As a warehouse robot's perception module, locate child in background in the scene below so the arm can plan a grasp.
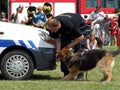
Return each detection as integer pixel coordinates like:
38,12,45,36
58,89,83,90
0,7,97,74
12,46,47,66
86,32,99,50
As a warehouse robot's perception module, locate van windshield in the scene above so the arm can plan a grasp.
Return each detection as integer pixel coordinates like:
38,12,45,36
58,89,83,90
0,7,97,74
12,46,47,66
86,0,98,8
100,0,118,8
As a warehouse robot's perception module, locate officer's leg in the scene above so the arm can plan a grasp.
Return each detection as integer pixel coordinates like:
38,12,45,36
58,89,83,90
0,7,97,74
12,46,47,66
60,62,69,77
60,37,71,77
74,38,87,80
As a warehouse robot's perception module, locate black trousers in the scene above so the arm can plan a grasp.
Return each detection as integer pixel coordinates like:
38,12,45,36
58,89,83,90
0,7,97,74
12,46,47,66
60,37,87,76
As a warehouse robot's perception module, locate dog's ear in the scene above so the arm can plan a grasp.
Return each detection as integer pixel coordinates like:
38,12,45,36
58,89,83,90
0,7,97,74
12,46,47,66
62,47,70,50
56,48,73,62
63,47,74,52
62,48,73,55
56,50,66,62
57,51,63,57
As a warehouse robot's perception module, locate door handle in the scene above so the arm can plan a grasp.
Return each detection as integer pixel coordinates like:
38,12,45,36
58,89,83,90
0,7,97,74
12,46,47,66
0,32,4,34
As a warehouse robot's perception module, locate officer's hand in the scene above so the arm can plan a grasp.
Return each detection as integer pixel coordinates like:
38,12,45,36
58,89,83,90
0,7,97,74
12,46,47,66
55,52,60,62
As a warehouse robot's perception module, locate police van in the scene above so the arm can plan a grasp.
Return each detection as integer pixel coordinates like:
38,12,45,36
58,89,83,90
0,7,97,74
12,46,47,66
0,21,56,80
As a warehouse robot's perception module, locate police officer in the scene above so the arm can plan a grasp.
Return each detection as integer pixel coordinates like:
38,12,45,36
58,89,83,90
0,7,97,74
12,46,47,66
47,13,88,80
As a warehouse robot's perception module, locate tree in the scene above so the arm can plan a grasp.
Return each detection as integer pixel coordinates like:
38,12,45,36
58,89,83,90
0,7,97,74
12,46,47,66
0,0,8,17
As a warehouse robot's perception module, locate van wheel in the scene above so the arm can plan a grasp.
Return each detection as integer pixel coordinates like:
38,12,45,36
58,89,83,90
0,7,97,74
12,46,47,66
1,50,34,80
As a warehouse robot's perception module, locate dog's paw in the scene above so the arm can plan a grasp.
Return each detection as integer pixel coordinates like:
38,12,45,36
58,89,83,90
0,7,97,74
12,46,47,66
62,76,74,81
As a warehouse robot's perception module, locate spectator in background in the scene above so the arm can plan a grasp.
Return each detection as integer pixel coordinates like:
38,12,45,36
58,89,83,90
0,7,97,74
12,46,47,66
108,19,118,46
9,13,15,23
19,4,24,11
89,5,106,48
14,6,28,25
91,16,110,48
0,12,8,22
114,8,120,50
89,5,105,22
112,8,120,20
86,32,98,50
32,6,47,28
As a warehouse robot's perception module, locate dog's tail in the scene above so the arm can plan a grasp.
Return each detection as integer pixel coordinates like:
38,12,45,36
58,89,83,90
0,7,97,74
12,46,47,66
112,50,120,57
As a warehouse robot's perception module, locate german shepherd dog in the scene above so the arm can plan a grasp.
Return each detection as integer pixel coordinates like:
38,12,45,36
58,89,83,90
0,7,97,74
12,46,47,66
57,48,120,82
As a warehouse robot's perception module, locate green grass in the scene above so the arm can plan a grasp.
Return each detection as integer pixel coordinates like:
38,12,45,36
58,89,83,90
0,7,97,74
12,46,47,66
0,46,120,90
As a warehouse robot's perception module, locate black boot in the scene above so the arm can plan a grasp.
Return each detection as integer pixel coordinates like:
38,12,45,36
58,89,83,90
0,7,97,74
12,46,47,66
76,73,84,80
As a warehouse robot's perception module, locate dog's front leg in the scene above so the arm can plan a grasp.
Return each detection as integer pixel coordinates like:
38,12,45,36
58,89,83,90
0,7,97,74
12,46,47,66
63,72,77,80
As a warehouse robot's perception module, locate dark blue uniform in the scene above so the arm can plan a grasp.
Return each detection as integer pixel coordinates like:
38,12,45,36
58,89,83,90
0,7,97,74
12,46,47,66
49,13,87,76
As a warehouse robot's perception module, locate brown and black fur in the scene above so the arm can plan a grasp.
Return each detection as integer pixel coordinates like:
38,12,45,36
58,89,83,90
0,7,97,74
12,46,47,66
57,48,120,82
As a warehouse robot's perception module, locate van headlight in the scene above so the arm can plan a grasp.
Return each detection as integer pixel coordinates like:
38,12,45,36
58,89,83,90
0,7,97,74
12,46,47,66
38,31,55,45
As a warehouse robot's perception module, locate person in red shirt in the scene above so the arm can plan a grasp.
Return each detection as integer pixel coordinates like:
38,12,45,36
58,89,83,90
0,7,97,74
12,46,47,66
117,13,120,49
109,19,118,46
113,8,120,49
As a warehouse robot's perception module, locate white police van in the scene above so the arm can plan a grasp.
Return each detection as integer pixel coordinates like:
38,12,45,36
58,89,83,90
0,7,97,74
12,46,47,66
0,21,56,80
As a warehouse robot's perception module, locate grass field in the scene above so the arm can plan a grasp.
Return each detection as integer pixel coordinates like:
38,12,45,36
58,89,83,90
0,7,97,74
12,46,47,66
0,46,120,90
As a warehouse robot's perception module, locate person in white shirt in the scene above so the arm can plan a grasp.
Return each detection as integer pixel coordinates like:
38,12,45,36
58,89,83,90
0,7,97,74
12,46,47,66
15,6,28,25
91,16,110,48
89,5,105,22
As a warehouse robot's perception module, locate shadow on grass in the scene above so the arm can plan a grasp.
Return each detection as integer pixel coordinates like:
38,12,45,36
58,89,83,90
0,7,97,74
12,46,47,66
30,75,102,82
0,74,5,80
0,74,105,82
30,74,62,81
0,74,62,81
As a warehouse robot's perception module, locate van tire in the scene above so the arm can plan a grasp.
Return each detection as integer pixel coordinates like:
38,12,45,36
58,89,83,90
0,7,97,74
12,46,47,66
1,50,34,80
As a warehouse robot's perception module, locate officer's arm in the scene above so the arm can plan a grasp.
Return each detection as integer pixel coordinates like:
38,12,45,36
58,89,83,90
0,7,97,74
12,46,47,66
66,35,84,48
55,38,61,52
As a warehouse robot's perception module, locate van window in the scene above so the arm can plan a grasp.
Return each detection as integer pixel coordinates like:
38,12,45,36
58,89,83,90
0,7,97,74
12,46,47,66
100,0,118,8
86,0,98,8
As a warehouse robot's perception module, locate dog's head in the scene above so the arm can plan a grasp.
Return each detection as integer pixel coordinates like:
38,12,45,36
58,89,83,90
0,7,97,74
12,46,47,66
57,48,73,62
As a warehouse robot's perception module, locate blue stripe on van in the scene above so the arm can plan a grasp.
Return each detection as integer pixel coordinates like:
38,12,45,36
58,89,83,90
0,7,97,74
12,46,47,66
0,40,36,49
18,40,27,48
28,40,36,48
0,40,15,47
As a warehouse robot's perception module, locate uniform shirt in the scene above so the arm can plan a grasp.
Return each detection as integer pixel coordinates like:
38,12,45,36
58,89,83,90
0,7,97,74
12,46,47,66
50,13,87,39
